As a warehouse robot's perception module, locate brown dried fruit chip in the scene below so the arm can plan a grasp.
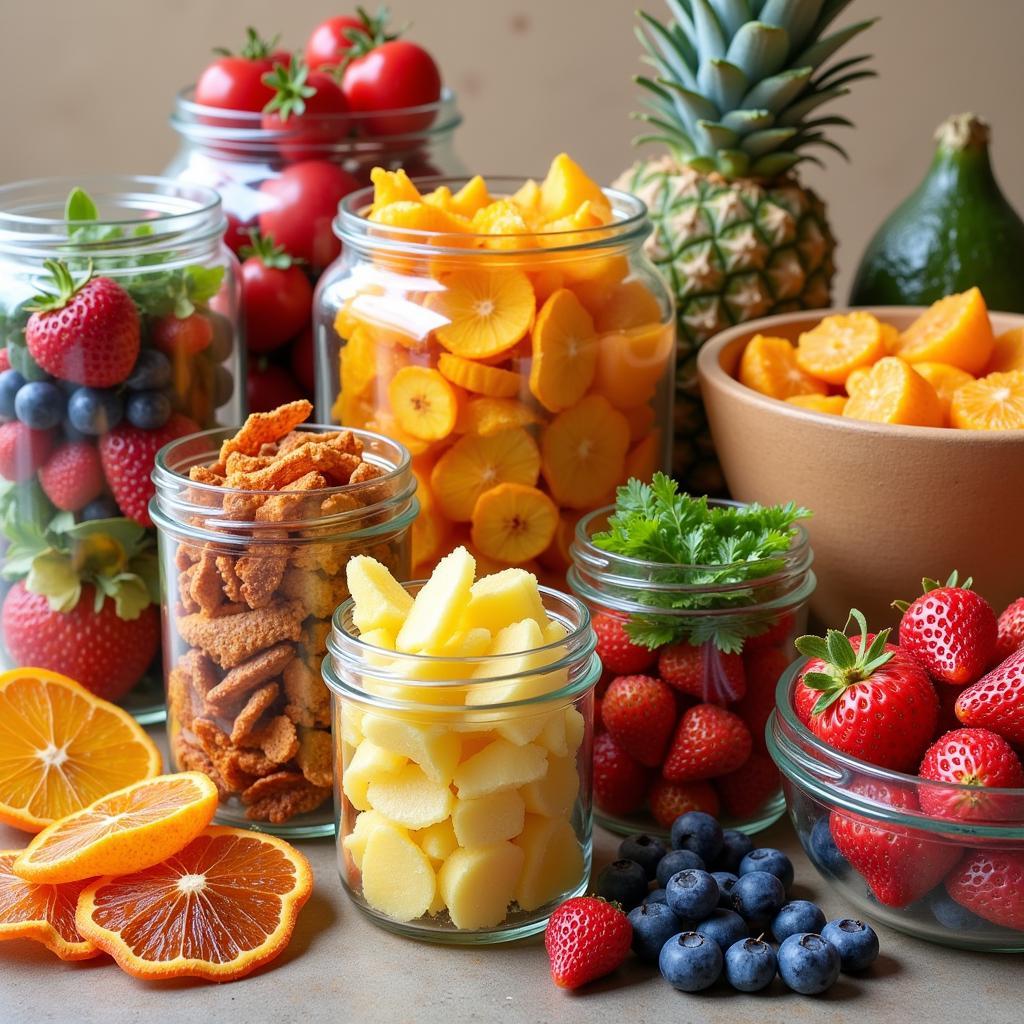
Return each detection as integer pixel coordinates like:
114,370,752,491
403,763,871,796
177,600,304,668
216,555,244,603
253,714,300,764
283,656,330,725
235,748,278,777
203,642,294,714
280,567,336,621
242,771,330,824
189,464,226,486
174,736,231,799
235,552,289,609
296,728,333,788
167,666,195,731
189,551,224,614
254,472,328,524
219,400,313,463
229,682,280,746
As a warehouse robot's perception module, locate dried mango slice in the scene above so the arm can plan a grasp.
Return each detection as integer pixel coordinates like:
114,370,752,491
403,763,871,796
455,398,540,437
422,185,455,211
369,201,474,237
430,269,536,360
539,153,612,222
450,176,492,218
529,289,598,413
437,352,522,398
470,483,558,564
370,168,422,212
387,366,460,441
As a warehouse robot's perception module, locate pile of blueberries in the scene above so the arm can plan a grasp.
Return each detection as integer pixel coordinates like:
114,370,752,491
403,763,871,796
596,812,879,995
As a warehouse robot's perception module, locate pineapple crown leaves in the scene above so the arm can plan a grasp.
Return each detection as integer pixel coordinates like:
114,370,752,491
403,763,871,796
891,570,971,613
633,0,877,180
794,608,894,715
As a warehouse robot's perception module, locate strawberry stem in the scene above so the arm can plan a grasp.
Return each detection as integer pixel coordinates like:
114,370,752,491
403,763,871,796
26,259,93,313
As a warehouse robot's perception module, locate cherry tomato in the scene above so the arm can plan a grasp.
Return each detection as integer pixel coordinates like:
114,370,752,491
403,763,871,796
239,234,313,354
342,40,442,135
258,161,360,269
194,30,289,112
289,325,315,396
152,313,213,357
261,64,349,163
223,212,254,255
305,15,365,70
248,359,305,412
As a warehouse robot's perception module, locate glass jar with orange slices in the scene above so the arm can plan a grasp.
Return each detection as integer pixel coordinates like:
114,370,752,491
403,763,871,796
313,154,676,584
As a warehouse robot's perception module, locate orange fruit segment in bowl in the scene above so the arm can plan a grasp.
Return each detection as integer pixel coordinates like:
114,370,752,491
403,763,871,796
842,356,944,427
430,269,536,359
14,772,218,884
844,366,871,394
529,289,598,412
470,482,559,563
949,370,1024,429
786,394,848,415
388,366,460,441
75,826,312,982
894,287,995,374
0,668,161,833
795,312,887,385
911,362,975,423
987,327,1024,374
740,334,828,399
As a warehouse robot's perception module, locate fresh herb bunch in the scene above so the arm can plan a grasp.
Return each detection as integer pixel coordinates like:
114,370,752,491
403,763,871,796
592,473,811,651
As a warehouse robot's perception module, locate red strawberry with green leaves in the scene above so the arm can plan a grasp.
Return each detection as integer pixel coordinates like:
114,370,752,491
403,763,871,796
601,674,676,767
592,612,655,674
25,259,140,387
38,441,105,511
647,778,720,828
955,645,1024,745
794,610,937,772
99,413,198,526
715,751,780,819
592,732,649,818
0,421,53,482
945,849,1024,930
658,641,746,704
895,571,997,685
995,598,1024,662
738,645,790,749
544,897,632,989
662,703,751,782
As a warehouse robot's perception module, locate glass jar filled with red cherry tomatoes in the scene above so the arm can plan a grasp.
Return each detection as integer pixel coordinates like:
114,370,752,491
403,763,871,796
165,13,463,413
0,175,242,723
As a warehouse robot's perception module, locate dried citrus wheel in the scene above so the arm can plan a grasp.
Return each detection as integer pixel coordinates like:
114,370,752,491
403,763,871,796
842,356,944,427
431,428,541,521
75,826,312,982
541,394,630,508
785,394,848,415
387,366,460,441
593,323,676,409
539,153,612,222
895,288,995,374
591,279,664,332
739,334,828,400
0,851,99,960
949,370,1024,429
14,772,218,884
529,289,599,412
470,483,558,563
795,312,887,385
431,269,536,359
370,167,422,212
987,327,1024,374
624,429,662,482
911,362,975,422
0,668,161,833
437,352,521,398
450,175,492,218
455,397,540,437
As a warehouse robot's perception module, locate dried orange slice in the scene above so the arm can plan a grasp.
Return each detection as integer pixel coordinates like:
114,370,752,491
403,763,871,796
14,772,218,884
431,428,541,521
785,394,848,415
541,395,630,508
470,483,558,563
895,288,995,374
795,312,886,385
431,269,536,359
0,668,161,833
0,850,99,960
591,279,664,333
950,370,1024,430
530,289,598,412
450,175,492,218
624,429,663,482
739,334,828,399
911,362,975,423
593,323,676,409
844,366,871,395
842,356,944,427
987,327,1024,374
388,366,460,441
438,352,522,398
75,826,312,982
455,397,540,437
539,153,612,222
369,167,422,212
622,402,656,441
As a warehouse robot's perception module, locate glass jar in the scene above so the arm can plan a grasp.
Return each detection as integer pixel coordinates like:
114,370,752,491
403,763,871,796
0,175,242,722
324,585,599,942
313,178,675,585
151,424,416,837
568,502,815,837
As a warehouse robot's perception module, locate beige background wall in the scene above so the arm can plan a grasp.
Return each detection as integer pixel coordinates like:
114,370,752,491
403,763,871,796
1,0,1022,297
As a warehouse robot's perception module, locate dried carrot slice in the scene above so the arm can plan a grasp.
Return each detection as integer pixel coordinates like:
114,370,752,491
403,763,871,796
470,483,558,563
387,366,460,441
529,289,598,412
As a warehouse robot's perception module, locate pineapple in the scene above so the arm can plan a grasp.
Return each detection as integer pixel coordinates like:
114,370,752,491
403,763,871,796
617,0,875,491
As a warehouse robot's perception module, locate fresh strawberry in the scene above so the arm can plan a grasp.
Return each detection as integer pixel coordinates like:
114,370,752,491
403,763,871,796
594,695,604,734
0,421,53,482
738,646,789,749
592,732,649,817
955,645,1024,745
995,598,1024,662
658,641,746,704
151,312,213,357
945,850,1024,931
918,728,1024,820
600,674,676,767
715,752,780,819
1,581,159,702
0,346,9,372
592,612,655,674
934,680,969,737
38,441,105,511
25,260,139,387
662,703,752,782
895,572,997,685
745,611,796,651
829,781,960,907
544,897,632,990
794,611,937,772
99,413,198,526
647,778,720,828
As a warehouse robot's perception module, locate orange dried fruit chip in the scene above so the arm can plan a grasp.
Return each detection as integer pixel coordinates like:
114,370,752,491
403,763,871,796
740,334,828,399
387,366,460,441
471,200,537,250
450,175,492,218
911,362,975,422
470,483,558,563
594,323,676,409
842,356,944,427
988,327,1024,374
437,352,522,398
539,153,612,223
220,400,313,461
895,288,995,374
591,279,664,333
411,463,450,569
370,167,422,212
949,370,1024,430
623,429,662,482
621,402,656,442
785,394,848,415
368,200,473,237
795,312,886,385
455,397,540,437
430,269,536,360
529,289,599,412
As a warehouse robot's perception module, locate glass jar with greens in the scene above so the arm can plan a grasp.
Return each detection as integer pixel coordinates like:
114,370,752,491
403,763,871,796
567,473,814,837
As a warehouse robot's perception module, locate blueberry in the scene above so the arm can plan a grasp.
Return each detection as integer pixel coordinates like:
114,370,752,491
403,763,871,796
67,388,123,436
671,811,724,864
666,869,720,921
712,872,738,909
732,871,787,928
694,909,748,951
628,902,682,963
594,859,648,911
739,847,794,892
724,936,777,993
14,380,64,430
928,891,987,931
659,932,723,992
80,496,120,522
821,919,879,972
125,390,171,430
777,933,841,995
808,818,849,877
714,828,754,873
619,833,668,881
656,848,705,889
213,364,234,407
0,369,26,419
645,888,668,907
772,900,827,943
125,349,171,391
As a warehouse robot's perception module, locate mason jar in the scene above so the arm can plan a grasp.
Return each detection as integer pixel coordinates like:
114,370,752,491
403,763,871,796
0,176,242,722
324,585,599,942
568,503,815,837
313,177,675,585
151,424,416,837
